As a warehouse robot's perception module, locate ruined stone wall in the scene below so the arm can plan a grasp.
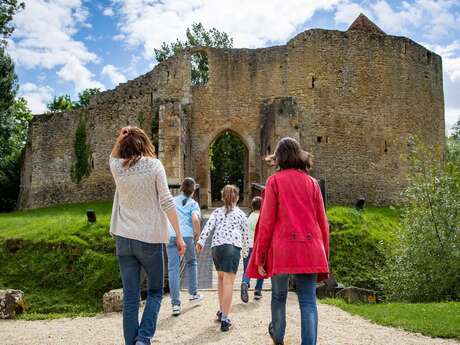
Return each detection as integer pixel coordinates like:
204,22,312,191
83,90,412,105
19,54,191,208
191,46,288,205
284,30,444,204
20,24,444,209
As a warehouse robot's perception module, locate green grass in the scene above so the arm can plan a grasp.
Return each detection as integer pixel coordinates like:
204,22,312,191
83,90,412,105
0,201,112,240
0,202,401,319
0,201,119,319
322,299,460,339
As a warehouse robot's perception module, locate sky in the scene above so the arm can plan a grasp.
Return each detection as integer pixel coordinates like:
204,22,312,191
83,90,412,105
6,0,460,130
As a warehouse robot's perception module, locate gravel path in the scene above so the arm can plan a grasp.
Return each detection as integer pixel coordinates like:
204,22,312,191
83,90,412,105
0,291,458,345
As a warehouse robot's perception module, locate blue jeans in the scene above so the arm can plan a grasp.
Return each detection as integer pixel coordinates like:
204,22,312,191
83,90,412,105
116,236,164,345
167,237,198,306
271,274,318,345
242,248,264,290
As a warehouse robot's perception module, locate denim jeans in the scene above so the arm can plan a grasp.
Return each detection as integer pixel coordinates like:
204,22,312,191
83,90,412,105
242,248,264,290
116,236,164,345
167,237,198,306
271,274,318,345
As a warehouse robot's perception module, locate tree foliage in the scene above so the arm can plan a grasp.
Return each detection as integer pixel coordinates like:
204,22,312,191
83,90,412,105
47,88,100,112
209,131,246,202
0,98,32,211
384,140,460,302
47,95,74,112
0,0,24,46
74,88,100,109
154,22,233,85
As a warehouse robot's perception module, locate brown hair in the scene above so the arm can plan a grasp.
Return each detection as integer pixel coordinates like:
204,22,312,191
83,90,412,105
251,196,262,211
111,126,156,168
181,177,196,206
221,185,239,215
266,137,312,172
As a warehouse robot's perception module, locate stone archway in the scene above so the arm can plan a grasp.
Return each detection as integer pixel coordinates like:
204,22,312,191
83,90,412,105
207,129,249,207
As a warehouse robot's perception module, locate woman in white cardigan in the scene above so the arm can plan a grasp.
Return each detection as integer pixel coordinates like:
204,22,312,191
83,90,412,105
109,126,186,345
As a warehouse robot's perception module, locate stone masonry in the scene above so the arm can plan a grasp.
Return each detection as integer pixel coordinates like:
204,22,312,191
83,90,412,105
18,14,445,209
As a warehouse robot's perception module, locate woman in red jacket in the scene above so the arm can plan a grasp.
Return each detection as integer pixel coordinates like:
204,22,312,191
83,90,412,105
247,137,329,345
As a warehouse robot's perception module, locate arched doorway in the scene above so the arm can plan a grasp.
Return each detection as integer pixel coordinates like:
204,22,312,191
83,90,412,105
208,130,248,206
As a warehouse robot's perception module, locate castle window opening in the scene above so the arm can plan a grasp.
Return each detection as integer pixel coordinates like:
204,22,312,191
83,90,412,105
317,136,322,143
191,51,209,85
384,140,388,154
325,136,329,143
309,76,316,89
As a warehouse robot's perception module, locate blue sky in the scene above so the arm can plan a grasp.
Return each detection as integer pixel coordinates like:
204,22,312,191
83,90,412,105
7,0,460,130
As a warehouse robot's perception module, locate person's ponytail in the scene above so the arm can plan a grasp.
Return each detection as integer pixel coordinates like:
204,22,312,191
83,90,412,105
221,185,239,215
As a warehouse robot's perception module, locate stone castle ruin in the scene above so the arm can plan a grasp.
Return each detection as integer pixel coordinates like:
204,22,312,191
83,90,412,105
18,14,445,209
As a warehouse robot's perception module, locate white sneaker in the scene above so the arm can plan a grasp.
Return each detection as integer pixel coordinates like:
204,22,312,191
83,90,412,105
172,304,181,316
189,293,204,303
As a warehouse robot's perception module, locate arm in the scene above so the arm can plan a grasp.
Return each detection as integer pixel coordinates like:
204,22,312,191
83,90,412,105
255,177,278,268
196,211,216,253
315,182,329,259
192,213,201,241
191,201,202,241
241,215,249,258
155,162,186,255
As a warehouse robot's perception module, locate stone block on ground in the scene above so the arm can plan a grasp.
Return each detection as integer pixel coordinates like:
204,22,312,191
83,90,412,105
336,286,378,304
103,289,124,313
0,289,25,319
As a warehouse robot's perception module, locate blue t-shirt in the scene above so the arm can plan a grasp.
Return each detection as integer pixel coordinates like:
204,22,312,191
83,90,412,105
168,193,201,238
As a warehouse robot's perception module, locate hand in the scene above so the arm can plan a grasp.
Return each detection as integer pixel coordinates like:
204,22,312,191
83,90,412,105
196,242,203,254
176,237,186,256
258,265,267,276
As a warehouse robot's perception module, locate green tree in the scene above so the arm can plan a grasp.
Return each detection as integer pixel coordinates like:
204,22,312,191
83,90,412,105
451,118,460,141
384,141,460,302
74,88,100,109
0,0,24,46
209,131,246,202
154,22,233,85
0,98,32,211
47,95,74,112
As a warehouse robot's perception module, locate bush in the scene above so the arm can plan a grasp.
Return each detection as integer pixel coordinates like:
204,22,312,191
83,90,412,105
328,206,399,292
0,153,21,211
384,141,460,302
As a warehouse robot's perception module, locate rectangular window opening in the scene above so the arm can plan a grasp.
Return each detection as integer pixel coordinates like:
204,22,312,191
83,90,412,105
384,140,388,154
317,136,322,143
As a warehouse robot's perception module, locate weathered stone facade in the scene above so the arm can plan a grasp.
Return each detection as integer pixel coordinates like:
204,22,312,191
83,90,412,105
18,15,445,209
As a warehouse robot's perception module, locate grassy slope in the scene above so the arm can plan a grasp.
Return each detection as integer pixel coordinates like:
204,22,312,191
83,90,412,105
0,202,118,317
0,203,404,322
322,299,460,339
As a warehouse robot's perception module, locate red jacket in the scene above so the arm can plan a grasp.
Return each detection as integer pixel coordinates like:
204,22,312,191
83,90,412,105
246,169,330,282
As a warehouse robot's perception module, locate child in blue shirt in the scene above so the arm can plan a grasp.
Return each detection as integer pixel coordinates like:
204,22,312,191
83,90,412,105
167,177,203,316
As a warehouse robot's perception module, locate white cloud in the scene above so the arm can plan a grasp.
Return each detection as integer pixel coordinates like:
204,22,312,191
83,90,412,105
19,83,54,114
102,64,127,86
335,0,458,39
446,107,460,132
334,1,366,25
102,7,114,16
113,0,341,59
7,0,103,92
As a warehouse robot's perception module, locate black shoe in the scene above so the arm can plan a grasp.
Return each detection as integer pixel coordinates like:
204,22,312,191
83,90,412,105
221,319,233,332
269,322,284,345
216,310,222,322
254,290,262,300
241,283,249,303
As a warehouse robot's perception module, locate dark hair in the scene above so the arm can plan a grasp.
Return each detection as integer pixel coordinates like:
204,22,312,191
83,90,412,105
266,137,312,171
181,177,196,206
251,196,262,211
111,126,156,168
